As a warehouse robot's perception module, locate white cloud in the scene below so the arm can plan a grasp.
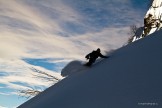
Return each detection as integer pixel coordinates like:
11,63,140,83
0,59,62,93
69,27,130,53
0,0,146,97
0,0,54,30
0,106,7,108
0,0,143,59
0,92,10,96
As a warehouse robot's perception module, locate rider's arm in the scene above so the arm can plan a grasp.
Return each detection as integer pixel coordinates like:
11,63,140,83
99,53,109,58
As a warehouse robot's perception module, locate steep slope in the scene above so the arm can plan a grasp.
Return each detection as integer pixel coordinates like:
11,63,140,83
18,30,162,108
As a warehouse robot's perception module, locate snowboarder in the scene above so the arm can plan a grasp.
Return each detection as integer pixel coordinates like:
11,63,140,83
85,48,108,66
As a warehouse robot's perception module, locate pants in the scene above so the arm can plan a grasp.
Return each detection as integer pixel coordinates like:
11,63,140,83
86,58,96,66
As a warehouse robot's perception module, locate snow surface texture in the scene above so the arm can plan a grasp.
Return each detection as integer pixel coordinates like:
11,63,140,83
18,30,162,108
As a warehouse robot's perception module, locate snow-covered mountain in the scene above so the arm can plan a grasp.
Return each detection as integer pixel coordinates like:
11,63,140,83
133,0,162,41
18,28,162,108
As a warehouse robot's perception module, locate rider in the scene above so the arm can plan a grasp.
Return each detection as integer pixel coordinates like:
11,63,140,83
85,48,108,66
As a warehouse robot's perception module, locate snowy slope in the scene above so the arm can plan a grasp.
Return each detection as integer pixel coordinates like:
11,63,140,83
18,30,162,108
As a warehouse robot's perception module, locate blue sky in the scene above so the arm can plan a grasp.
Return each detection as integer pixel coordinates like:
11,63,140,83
0,0,150,107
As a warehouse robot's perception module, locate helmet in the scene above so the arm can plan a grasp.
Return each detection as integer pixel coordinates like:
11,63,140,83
96,48,100,52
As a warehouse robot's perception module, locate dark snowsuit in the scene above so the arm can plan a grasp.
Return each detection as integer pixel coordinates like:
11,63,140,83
85,49,108,66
